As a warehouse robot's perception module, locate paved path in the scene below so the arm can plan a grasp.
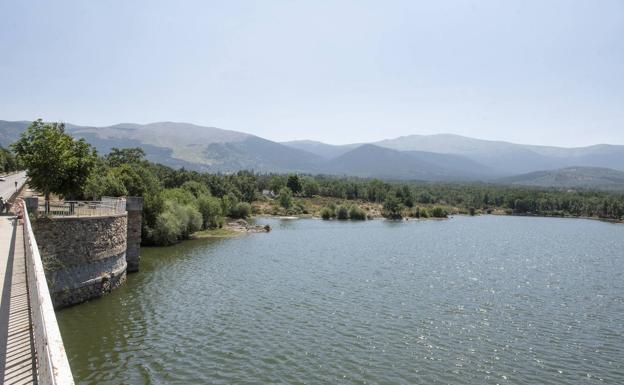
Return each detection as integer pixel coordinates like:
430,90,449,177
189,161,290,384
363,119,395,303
0,211,37,383
0,172,27,207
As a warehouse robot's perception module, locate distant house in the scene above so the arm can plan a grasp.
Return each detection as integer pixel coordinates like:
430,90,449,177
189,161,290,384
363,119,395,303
262,189,276,198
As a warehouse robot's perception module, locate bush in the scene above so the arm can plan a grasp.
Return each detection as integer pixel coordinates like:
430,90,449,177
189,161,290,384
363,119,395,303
278,187,293,209
348,205,366,220
320,207,334,220
230,202,251,219
152,210,180,245
420,209,430,218
197,195,223,228
382,196,403,219
151,201,202,245
181,180,210,198
336,205,349,220
431,206,448,218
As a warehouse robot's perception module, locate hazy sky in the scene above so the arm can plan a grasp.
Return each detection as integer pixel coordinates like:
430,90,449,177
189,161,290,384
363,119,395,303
1,0,623,146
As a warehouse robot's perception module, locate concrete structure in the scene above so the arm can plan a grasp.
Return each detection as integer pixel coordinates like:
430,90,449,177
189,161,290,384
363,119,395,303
32,214,128,308
24,196,143,308
1,197,75,384
125,197,143,273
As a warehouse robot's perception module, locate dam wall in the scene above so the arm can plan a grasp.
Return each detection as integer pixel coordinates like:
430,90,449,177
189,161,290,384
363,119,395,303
27,197,143,308
32,214,128,308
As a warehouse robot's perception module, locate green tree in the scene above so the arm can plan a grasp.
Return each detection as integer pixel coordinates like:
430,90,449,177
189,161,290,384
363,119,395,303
302,177,320,197
336,205,349,220
12,120,97,203
230,202,252,219
278,187,293,209
348,205,366,220
286,174,302,195
197,195,223,228
181,180,210,199
382,196,403,219
106,147,146,167
268,175,286,194
0,146,19,172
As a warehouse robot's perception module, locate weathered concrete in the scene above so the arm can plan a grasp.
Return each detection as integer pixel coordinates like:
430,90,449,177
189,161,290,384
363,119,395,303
125,197,143,273
32,214,128,308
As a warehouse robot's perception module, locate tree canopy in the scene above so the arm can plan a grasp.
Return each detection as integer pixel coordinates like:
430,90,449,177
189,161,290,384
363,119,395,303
12,119,97,200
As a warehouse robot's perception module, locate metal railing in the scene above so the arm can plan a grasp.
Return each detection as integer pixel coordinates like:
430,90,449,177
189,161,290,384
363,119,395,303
37,198,126,217
18,199,75,384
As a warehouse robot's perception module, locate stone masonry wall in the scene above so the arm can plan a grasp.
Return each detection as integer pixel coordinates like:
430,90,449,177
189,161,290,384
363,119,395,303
32,214,127,308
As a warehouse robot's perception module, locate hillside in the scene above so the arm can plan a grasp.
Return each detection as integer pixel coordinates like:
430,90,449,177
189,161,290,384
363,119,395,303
280,140,359,159
325,144,493,180
374,134,624,174
0,120,325,173
3,119,624,187
499,167,624,191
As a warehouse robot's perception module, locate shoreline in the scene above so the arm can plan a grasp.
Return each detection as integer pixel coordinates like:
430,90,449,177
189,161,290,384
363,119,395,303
176,210,624,244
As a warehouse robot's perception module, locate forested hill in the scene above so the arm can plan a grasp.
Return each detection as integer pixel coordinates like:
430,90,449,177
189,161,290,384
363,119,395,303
498,167,624,191
2,120,624,187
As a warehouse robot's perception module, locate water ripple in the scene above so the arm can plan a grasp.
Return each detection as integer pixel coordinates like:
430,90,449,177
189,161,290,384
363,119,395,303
57,216,624,384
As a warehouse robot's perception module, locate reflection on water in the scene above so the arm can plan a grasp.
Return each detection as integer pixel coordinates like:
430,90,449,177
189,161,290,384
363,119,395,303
57,216,624,384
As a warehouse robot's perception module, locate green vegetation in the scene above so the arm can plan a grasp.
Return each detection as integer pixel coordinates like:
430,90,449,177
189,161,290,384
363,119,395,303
278,187,293,209
335,205,349,220
10,120,624,246
348,205,367,220
0,146,19,173
320,207,334,220
12,119,97,202
430,206,448,218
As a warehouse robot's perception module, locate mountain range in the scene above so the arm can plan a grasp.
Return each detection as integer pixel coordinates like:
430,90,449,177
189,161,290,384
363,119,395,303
2,120,624,190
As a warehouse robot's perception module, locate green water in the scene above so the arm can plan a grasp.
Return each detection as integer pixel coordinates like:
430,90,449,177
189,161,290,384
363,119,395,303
57,216,624,384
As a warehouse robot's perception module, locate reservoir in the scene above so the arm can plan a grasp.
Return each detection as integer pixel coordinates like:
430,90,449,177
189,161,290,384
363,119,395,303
57,216,624,384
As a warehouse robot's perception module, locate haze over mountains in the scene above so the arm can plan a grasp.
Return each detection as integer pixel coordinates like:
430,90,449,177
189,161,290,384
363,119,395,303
2,120,624,190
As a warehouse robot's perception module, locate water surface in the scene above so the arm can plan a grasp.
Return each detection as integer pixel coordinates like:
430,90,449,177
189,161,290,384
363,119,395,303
57,216,624,384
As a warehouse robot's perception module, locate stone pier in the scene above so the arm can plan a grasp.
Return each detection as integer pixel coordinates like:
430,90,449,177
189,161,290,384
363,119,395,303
125,197,143,273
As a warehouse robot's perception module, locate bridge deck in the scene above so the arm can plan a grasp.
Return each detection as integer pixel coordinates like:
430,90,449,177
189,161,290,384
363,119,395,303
0,215,37,384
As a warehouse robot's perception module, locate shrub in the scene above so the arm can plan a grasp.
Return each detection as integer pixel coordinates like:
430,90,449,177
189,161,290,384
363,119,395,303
409,207,421,218
320,207,334,220
349,205,366,220
278,187,293,209
382,196,403,219
336,205,349,220
152,211,180,245
197,195,223,228
151,201,202,245
181,180,210,198
431,206,448,218
230,202,251,219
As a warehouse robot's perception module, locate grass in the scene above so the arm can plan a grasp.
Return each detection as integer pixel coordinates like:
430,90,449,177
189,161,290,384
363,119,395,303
191,227,240,239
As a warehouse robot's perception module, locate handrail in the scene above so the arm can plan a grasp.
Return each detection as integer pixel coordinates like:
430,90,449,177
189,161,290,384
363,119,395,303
18,199,75,384
37,198,126,217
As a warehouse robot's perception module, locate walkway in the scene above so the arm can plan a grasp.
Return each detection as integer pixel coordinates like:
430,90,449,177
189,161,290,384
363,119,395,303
0,214,37,384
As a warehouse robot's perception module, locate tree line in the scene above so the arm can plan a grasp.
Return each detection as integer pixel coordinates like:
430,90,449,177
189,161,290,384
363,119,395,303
9,120,624,246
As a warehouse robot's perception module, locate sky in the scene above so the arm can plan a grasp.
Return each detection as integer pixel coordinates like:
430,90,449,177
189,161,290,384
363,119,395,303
1,0,623,147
